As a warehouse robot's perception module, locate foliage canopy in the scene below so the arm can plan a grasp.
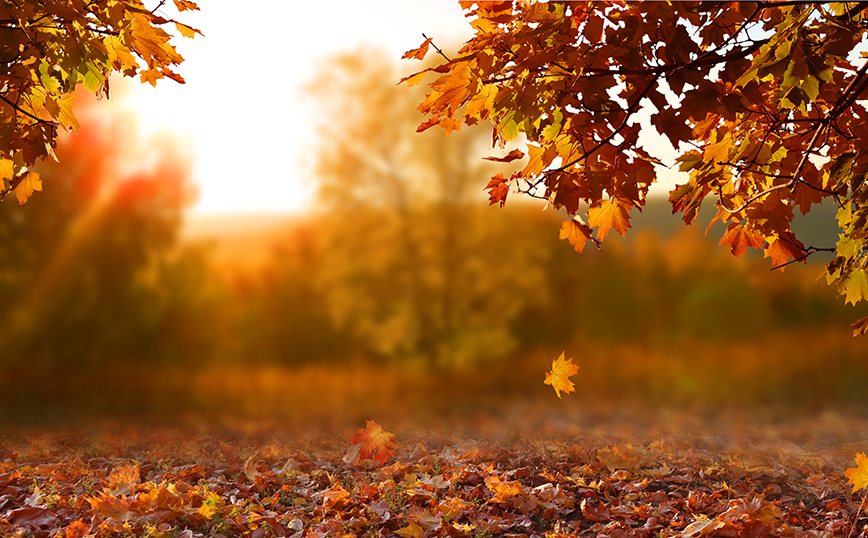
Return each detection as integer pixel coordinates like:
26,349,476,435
0,0,199,205
405,1,868,334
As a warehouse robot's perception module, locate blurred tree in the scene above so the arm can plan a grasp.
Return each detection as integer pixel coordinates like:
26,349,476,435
0,0,200,204
307,51,549,369
0,90,196,371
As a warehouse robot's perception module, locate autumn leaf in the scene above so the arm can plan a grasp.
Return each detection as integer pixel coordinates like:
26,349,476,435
396,522,424,538
588,199,631,242
483,149,525,163
173,0,200,11
402,38,433,61
845,452,868,493
544,352,579,398
558,219,595,254
719,223,763,258
853,316,868,337
14,171,42,205
484,173,509,207
349,420,397,463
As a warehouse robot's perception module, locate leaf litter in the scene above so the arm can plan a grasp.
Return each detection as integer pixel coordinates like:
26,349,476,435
1,408,867,538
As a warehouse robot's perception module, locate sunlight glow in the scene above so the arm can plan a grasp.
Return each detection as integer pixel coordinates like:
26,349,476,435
126,1,472,216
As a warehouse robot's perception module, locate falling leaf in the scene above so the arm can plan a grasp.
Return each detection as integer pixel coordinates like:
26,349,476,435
349,420,397,463
845,452,868,493
544,352,579,398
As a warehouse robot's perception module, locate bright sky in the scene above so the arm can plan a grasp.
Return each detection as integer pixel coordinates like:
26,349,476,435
122,1,474,216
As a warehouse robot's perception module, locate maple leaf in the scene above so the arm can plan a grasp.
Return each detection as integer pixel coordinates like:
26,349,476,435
402,38,433,61
484,173,509,207
349,420,397,463
588,199,631,242
544,352,579,398
845,452,868,493
14,171,42,205
719,223,763,258
559,219,596,254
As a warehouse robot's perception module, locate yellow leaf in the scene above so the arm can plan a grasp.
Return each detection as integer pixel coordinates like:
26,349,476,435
0,158,12,180
396,522,424,538
845,452,868,493
587,198,631,241
174,22,201,39
544,352,579,398
14,171,42,205
173,0,200,11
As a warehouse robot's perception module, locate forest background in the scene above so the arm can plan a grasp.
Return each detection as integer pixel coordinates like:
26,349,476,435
1,48,866,431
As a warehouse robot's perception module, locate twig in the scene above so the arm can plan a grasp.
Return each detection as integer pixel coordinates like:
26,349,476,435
769,245,836,271
422,33,451,62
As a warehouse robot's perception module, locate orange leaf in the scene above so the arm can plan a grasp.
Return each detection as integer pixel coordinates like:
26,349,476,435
764,233,805,270
396,522,424,538
587,199,631,241
484,173,509,207
399,71,428,87
852,316,868,337
544,352,579,398
172,0,199,11
483,149,525,163
322,484,350,510
402,38,433,61
14,171,42,205
718,223,763,258
845,452,868,493
349,420,397,463
558,220,595,254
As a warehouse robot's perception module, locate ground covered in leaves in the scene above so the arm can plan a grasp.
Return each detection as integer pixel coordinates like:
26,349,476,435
1,410,867,538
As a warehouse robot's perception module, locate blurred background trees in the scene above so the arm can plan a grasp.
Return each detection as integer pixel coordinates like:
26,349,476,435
0,54,866,424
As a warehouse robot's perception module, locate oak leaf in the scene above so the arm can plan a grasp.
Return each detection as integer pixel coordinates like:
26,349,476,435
349,420,397,463
544,352,579,398
845,452,868,493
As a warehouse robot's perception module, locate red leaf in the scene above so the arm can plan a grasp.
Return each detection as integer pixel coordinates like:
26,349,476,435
484,173,509,207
